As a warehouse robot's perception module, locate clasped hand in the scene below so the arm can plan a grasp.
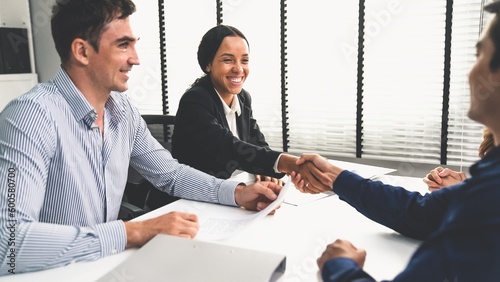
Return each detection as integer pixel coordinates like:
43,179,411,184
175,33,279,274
423,166,466,191
289,153,344,194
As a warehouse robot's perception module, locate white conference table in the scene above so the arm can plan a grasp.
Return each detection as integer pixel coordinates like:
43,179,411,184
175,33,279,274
3,174,428,282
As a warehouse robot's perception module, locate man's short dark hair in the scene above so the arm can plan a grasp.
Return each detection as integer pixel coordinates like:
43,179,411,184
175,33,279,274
51,0,136,64
485,0,500,13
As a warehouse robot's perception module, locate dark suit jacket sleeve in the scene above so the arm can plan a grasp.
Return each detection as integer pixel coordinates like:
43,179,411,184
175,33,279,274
321,171,448,282
322,258,375,282
173,86,284,178
327,166,500,281
334,170,450,240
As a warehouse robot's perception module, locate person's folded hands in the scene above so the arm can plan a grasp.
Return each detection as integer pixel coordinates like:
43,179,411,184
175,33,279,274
423,166,466,191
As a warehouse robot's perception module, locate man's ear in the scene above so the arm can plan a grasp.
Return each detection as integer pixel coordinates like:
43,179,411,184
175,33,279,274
205,63,211,73
71,38,90,65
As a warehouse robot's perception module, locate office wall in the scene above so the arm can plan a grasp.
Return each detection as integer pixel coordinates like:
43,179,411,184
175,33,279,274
28,0,58,83
0,0,37,110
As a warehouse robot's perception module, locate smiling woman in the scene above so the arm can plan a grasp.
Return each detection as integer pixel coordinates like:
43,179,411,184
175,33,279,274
145,25,329,210
202,30,250,103
145,24,287,210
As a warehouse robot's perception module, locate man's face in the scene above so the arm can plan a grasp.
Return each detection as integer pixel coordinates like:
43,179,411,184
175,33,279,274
87,17,140,93
468,15,500,128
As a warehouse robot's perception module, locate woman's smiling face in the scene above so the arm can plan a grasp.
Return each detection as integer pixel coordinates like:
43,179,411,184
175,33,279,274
206,35,250,101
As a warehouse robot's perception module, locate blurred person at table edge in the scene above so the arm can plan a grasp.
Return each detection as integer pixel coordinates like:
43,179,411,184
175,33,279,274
293,1,500,280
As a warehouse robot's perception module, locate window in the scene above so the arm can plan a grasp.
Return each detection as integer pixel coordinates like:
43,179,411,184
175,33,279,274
127,2,162,113
222,0,284,149
362,1,447,164
285,1,359,157
131,0,486,168
447,0,486,166
162,0,216,115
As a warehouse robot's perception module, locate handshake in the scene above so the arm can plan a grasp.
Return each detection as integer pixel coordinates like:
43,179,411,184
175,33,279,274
278,153,345,194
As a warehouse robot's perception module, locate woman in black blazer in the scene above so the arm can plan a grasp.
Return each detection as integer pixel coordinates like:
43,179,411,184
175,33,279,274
146,25,319,210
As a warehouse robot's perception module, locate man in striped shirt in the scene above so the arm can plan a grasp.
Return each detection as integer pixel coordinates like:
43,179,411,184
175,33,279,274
0,0,285,275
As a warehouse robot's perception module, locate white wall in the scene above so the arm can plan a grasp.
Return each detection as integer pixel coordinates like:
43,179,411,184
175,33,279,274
0,0,37,111
29,0,58,83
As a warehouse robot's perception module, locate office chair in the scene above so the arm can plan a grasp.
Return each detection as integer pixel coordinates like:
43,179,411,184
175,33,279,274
142,114,176,150
118,114,176,220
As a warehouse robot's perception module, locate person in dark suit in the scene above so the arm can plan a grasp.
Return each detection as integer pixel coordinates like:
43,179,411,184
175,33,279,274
146,25,327,210
293,2,500,280
172,77,283,181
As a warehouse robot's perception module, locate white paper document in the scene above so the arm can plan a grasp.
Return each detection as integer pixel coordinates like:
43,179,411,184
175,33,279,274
195,181,291,241
284,187,335,206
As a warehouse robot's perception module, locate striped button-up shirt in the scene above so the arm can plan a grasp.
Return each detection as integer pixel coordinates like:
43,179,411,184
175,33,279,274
0,68,239,275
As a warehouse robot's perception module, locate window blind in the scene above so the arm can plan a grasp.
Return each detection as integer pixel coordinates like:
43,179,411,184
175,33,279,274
127,2,162,114
361,0,447,164
222,0,284,150
162,0,216,115
136,0,487,168
285,1,360,157
447,0,486,167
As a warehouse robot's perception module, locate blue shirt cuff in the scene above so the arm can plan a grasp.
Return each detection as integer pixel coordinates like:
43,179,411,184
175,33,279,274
94,220,127,257
218,180,240,206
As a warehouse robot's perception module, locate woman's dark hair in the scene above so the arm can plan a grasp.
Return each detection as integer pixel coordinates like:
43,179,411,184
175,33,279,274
197,25,249,74
51,0,136,63
485,1,500,71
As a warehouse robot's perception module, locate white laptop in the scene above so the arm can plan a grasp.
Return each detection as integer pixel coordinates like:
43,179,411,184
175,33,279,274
96,234,286,282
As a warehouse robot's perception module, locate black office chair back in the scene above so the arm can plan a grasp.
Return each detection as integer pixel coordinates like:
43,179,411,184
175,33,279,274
119,114,176,220
142,114,176,151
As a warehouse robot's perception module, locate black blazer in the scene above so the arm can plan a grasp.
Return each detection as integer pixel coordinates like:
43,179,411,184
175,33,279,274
172,77,285,180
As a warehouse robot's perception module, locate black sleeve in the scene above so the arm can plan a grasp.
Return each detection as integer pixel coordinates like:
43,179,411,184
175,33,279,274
334,170,452,240
173,87,284,178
